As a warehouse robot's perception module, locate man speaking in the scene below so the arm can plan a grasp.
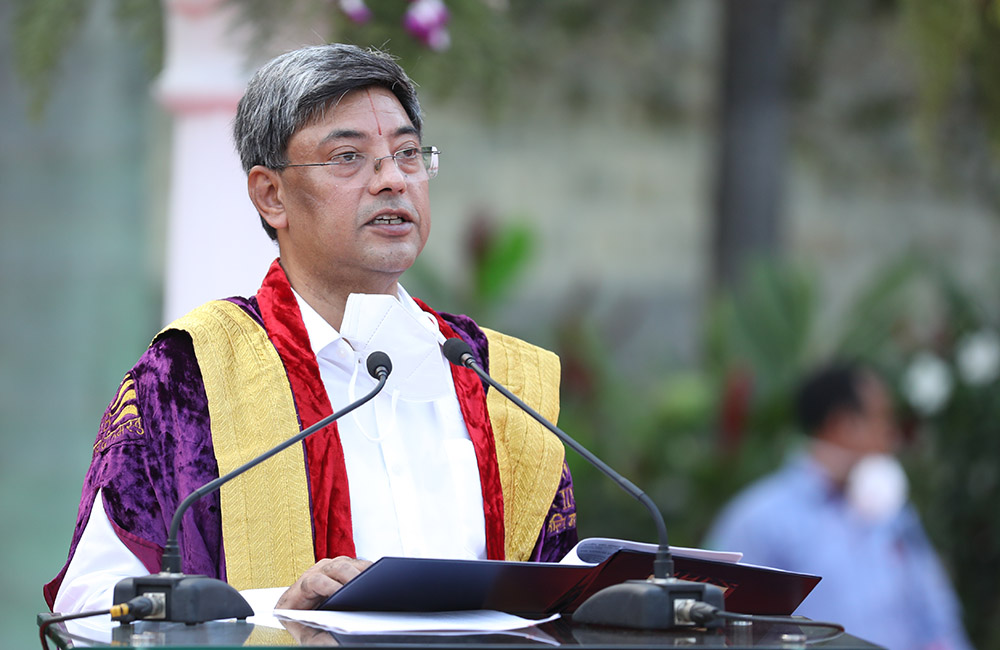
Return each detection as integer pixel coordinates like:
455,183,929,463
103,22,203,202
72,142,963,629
45,43,577,614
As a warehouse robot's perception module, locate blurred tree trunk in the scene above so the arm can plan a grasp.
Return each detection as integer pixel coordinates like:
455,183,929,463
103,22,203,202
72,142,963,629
711,0,789,292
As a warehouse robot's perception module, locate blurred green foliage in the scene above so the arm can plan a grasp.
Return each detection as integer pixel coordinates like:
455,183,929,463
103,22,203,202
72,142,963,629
11,0,163,116
884,267,1000,649
900,0,1000,161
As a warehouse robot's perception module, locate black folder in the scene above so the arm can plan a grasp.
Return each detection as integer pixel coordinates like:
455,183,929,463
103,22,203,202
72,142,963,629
318,550,820,617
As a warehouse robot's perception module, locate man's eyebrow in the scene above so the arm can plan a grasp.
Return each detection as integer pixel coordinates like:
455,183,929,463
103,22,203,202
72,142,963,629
320,129,366,144
318,125,419,145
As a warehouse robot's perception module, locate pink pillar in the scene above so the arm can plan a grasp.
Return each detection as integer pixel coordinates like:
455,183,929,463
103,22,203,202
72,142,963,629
155,0,277,324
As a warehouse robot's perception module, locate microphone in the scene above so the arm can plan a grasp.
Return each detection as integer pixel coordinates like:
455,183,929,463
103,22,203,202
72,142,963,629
442,338,724,629
112,351,393,624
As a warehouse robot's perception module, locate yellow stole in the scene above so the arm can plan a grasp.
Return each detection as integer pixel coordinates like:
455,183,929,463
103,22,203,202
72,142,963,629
161,301,564,590
480,327,566,564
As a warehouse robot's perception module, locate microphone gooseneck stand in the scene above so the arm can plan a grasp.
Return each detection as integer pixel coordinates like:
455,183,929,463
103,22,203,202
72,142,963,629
112,351,393,624
442,338,725,630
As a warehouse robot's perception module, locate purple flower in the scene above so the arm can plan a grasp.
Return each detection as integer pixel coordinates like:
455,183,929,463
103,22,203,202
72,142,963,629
404,0,451,51
338,0,373,24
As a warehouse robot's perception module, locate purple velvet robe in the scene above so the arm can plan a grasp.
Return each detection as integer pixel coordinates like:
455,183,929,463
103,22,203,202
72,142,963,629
44,294,577,608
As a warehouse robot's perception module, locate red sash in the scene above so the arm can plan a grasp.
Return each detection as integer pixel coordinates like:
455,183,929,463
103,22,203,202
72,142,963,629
255,260,506,561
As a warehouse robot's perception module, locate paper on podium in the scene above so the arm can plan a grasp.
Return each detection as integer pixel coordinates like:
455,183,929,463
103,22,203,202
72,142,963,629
241,586,561,638
276,609,560,636
240,587,288,629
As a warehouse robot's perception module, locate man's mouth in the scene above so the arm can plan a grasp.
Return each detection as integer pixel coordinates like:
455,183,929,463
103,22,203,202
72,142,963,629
371,214,407,225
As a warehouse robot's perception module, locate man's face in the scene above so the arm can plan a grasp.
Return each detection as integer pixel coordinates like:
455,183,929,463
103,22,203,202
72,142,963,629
270,86,431,298
843,375,901,457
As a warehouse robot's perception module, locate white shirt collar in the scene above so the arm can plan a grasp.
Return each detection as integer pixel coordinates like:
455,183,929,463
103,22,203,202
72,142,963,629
290,284,436,358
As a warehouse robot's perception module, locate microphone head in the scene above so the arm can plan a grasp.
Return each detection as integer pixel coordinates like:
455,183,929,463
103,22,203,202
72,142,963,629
366,351,392,378
442,338,474,367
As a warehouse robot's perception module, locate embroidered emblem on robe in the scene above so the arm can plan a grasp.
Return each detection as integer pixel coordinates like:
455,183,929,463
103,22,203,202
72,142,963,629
95,374,144,453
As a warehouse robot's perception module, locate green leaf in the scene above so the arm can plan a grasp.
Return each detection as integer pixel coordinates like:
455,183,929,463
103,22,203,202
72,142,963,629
12,0,93,117
473,221,535,303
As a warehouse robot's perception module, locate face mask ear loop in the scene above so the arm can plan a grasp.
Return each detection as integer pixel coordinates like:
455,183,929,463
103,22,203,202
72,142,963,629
431,399,451,439
431,397,479,557
388,389,401,436
348,359,384,442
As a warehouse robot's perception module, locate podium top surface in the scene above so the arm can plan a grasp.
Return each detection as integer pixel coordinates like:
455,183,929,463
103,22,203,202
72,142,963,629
39,613,882,649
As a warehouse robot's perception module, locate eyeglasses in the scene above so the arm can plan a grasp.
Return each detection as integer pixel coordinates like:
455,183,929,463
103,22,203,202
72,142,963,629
283,146,440,182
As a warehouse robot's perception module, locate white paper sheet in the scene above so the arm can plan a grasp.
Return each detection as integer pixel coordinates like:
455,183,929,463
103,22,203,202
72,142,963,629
240,586,559,637
275,608,560,635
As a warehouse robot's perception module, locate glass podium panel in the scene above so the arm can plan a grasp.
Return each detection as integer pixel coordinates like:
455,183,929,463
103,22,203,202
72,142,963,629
39,613,883,649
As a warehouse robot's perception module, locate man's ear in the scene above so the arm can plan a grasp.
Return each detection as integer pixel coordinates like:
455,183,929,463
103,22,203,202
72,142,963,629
248,165,288,231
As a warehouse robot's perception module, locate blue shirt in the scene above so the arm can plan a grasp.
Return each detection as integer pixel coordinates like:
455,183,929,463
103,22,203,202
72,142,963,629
705,453,972,650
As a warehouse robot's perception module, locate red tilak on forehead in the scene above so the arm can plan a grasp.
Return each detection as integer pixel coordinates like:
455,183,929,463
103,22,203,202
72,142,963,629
365,88,383,136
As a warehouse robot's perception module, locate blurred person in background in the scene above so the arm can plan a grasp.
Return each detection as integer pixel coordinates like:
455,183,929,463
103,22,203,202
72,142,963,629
705,361,971,650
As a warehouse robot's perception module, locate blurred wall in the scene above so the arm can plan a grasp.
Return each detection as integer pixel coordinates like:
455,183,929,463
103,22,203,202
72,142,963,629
0,2,162,647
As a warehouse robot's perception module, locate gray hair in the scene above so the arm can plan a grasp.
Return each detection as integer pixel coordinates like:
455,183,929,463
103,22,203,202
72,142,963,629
233,44,423,239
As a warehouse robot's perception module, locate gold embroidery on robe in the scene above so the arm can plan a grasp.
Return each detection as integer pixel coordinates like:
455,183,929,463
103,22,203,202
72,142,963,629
95,375,144,453
482,328,566,561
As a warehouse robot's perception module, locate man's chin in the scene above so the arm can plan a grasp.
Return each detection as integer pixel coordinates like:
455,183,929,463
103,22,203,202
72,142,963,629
372,243,424,273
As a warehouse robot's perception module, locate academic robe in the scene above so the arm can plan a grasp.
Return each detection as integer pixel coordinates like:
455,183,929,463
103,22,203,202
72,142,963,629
44,261,577,608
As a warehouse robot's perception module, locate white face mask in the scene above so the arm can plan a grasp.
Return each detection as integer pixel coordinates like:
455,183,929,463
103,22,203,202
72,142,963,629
339,293,449,401
844,454,909,523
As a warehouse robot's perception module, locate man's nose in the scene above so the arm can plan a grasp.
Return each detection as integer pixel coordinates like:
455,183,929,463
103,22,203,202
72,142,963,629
368,154,407,192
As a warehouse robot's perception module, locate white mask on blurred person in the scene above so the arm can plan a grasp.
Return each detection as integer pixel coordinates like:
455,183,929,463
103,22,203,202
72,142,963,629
845,454,909,523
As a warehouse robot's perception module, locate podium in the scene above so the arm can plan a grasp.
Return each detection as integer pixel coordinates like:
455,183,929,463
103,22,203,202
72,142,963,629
39,612,884,649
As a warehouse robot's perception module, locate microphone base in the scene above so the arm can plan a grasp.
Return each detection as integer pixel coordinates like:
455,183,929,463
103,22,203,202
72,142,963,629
571,578,725,630
114,573,254,624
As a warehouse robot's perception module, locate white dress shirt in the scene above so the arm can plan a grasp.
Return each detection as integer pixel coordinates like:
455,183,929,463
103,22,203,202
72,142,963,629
295,285,486,561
